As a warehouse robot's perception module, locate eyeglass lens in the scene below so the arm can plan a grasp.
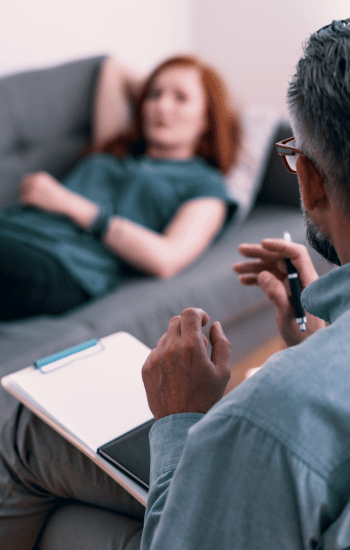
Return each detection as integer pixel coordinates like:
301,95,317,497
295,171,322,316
284,139,298,171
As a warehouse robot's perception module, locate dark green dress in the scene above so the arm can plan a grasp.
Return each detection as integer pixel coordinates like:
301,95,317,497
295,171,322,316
0,154,236,297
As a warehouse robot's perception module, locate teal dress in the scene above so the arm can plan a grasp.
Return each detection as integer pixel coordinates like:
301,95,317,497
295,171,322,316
0,154,236,297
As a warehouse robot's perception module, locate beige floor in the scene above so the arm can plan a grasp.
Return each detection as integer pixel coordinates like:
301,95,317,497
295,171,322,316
224,335,285,395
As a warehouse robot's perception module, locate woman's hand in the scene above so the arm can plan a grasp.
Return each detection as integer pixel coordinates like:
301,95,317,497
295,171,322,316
20,172,74,216
20,172,98,227
233,239,327,347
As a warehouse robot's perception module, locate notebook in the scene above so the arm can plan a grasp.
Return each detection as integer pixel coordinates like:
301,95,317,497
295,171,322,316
1,332,154,506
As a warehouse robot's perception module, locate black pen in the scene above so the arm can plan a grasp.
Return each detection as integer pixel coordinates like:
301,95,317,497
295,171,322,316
283,232,307,332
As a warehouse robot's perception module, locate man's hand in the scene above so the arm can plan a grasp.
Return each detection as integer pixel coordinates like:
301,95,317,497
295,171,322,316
233,239,326,347
142,308,231,420
20,172,76,217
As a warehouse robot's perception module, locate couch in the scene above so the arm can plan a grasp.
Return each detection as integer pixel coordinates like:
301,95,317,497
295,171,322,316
0,55,332,548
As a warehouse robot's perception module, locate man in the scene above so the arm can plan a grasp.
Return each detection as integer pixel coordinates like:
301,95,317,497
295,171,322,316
140,19,350,549
1,19,350,550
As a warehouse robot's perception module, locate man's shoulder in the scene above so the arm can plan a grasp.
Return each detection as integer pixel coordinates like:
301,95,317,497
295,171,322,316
201,327,350,477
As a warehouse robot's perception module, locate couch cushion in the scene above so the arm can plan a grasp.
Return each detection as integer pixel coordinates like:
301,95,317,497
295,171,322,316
225,106,282,225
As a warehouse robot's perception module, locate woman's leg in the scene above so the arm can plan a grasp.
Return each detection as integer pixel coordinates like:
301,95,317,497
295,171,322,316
0,233,90,321
0,405,144,550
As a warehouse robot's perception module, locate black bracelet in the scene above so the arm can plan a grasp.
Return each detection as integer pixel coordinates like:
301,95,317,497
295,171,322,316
87,209,111,239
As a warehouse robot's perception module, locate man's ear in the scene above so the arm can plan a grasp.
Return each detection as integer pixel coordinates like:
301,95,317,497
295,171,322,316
297,155,327,211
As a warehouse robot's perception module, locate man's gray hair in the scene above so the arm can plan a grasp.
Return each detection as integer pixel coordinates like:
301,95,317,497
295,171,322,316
287,19,350,213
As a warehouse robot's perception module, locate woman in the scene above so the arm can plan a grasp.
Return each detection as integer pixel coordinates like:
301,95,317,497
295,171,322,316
0,55,242,320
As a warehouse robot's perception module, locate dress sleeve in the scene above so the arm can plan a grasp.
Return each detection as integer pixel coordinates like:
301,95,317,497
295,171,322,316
141,410,336,550
181,166,238,226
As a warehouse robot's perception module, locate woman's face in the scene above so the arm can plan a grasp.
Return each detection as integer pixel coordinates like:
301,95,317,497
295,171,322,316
142,66,208,159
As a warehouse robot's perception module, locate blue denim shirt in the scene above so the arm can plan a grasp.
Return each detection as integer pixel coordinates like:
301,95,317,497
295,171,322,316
142,264,350,550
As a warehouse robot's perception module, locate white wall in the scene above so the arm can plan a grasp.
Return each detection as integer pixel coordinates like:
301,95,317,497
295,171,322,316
0,0,194,77
1,0,349,113
194,0,350,114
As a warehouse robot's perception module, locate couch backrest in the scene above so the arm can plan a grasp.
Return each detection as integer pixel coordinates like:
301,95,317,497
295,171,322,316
0,56,105,208
257,121,301,208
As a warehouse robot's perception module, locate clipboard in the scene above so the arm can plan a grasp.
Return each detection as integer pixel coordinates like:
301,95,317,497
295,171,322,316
1,332,154,507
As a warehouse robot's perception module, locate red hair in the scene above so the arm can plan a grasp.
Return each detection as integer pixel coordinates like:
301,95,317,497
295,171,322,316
100,55,242,175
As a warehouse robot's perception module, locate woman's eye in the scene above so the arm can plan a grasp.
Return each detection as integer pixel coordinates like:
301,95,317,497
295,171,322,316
175,92,187,102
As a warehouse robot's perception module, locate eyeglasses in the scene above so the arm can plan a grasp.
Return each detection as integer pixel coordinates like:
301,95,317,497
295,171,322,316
275,137,304,174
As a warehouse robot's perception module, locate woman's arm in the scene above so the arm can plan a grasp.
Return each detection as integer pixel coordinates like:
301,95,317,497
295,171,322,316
103,198,226,278
20,172,227,279
92,56,144,148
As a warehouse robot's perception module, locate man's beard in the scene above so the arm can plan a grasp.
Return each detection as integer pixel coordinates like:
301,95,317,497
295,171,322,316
302,207,341,266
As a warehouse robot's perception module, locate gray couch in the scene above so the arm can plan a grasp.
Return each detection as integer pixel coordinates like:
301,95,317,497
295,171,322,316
0,56,332,547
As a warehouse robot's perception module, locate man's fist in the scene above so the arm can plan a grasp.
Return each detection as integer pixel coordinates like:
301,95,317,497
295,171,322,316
142,308,231,420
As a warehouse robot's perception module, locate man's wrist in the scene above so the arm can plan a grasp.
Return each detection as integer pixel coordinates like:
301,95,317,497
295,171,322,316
149,413,204,483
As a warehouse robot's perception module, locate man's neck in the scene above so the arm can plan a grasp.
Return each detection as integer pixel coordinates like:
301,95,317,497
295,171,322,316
327,205,350,266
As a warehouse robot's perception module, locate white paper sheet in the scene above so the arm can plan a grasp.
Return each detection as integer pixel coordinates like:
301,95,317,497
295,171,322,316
3,332,152,451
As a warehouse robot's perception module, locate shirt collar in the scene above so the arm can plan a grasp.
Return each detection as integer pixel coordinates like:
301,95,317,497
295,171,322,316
302,263,350,324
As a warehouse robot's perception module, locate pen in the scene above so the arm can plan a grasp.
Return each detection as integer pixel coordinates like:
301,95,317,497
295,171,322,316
283,232,307,332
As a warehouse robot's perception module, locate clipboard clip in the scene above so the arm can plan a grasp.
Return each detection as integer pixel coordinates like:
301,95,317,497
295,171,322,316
35,339,105,374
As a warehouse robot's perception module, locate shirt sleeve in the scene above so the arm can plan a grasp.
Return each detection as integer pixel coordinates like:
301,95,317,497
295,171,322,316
180,164,238,225
141,410,338,550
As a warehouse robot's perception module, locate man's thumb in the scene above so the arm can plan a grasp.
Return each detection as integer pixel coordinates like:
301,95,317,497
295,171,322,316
210,322,231,376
